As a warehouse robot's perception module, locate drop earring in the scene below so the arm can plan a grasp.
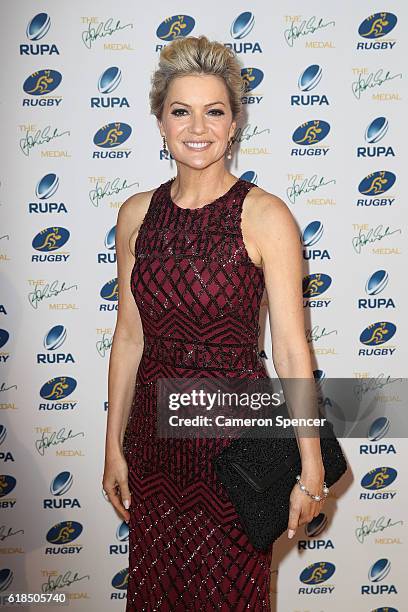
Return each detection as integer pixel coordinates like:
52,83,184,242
226,138,233,160
162,135,168,156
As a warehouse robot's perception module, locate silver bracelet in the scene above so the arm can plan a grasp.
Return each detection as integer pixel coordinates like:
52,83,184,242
296,474,329,501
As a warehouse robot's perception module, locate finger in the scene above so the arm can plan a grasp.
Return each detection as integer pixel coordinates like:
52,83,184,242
287,504,301,538
118,478,132,511
299,501,316,525
105,483,131,523
309,500,319,521
312,502,320,519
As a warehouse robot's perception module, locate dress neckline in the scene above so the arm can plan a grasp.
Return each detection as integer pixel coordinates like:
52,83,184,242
166,176,242,212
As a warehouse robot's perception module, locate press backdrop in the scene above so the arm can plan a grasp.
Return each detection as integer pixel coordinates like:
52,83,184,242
1,2,407,610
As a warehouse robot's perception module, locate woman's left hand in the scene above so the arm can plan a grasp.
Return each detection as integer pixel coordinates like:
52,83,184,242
287,464,326,539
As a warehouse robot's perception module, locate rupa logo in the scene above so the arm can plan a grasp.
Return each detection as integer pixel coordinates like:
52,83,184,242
225,12,262,54
97,226,116,264
357,116,395,158
20,13,60,55
240,170,258,184
43,471,81,509
29,173,68,214
314,370,326,385
357,170,396,207
301,221,331,261
37,324,75,365
0,425,15,463
360,416,396,455
91,67,130,109
0,568,15,593
109,521,129,555
111,568,128,596
291,64,330,107
298,513,334,551
358,270,395,310
368,416,391,440
357,12,398,50
361,557,397,595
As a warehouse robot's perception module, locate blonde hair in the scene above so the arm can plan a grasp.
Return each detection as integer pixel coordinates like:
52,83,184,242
149,35,245,120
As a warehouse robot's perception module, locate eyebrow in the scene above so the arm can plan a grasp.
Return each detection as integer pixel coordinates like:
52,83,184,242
170,101,226,107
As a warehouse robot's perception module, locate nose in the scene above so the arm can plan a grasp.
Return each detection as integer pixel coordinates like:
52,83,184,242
188,112,206,135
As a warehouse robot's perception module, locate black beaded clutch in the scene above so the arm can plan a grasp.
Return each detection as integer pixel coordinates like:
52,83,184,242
213,402,348,551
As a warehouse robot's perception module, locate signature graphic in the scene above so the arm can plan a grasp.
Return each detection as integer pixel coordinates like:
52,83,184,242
284,16,335,47
355,515,403,543
42,570,90,593
82,18,133,49
35,427,85,456
19,125,70,156
306,325,338,343
233,124,271,144
0,525,24,541
96,333,113,357
89,178,139,207
0,382,18,392
352,224,402,253
28,280,78,309
352,68,402,100
353,373,403,401
287,174,336,204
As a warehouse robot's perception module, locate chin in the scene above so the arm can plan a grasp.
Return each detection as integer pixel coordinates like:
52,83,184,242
178,156,216,169
176,150,225,167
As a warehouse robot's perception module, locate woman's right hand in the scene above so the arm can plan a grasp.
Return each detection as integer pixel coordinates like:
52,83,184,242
102,449,132,523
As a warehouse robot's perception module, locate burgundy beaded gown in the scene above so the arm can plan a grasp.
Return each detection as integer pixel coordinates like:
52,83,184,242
122,176,273,611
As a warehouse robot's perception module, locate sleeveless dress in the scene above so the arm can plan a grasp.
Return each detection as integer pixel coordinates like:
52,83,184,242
122,176,273,611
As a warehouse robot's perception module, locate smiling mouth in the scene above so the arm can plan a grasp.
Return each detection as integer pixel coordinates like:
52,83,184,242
183,141,213,150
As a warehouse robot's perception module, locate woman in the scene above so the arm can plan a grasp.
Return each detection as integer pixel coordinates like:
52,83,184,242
103,35,326,610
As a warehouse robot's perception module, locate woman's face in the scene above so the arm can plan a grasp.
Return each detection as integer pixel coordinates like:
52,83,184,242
158,74,237,169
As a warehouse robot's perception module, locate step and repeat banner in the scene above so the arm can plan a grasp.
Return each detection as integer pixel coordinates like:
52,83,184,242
1,2,407,610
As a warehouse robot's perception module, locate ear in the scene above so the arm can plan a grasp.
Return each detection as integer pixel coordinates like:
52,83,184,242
229,119,237,141
157,118,164,138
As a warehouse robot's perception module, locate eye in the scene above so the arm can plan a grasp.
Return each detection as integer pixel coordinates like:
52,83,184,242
170,108,225,117
171,108,188,117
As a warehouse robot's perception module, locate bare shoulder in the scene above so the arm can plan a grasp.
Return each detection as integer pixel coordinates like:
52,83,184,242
118,185,157,224
244,183,299,239
117,185,160,256
246,184,294,223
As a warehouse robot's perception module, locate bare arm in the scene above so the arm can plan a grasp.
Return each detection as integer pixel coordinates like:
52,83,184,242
102,189,154,523
105,191,148,456
249,190,324,471
247,189,327,537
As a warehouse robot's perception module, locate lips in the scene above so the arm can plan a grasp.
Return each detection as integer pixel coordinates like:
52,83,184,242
183,141,213,149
